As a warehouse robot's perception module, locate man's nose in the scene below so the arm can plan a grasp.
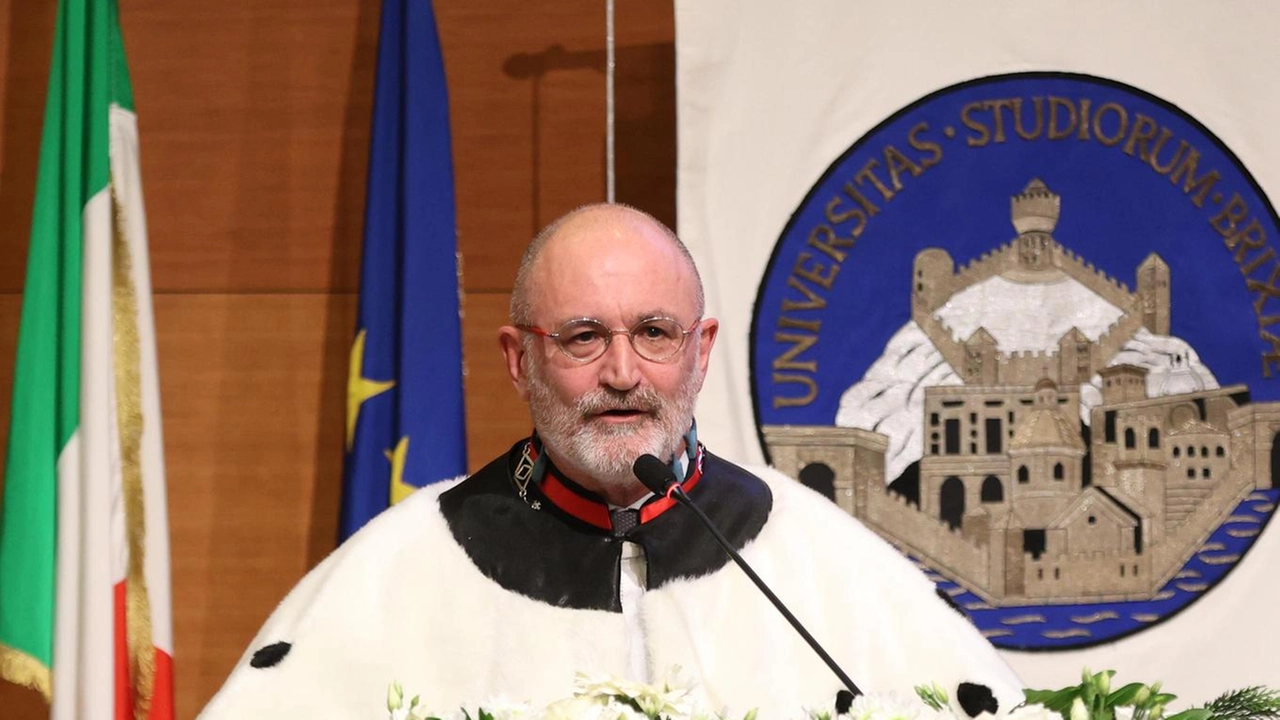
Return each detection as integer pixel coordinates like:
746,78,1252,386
597,333,642,391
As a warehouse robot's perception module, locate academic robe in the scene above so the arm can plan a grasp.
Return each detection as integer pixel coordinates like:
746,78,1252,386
197,442,1023,718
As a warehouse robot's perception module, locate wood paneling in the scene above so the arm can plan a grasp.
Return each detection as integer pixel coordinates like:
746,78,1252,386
442,0,676,289
0,1,56,293
0,683,44,719
163,290,529,714
464,292,530,467
0,0,676,716
0,0,675,294
126,0,380,294
157,293,354,715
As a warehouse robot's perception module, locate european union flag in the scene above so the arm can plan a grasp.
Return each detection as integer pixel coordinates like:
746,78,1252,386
340,0,466,542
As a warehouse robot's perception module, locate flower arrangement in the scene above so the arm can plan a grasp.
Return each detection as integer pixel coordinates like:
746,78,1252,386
387,667,716,720
386,668,1280,720
1021,669,1280,720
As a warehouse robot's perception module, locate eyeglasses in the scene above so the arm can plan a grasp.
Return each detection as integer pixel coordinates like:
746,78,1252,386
517,316,701,363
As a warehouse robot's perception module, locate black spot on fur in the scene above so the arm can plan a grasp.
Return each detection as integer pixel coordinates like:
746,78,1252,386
957,682,998,718
835,689,856,714
250,641,292,668
935,587,966,616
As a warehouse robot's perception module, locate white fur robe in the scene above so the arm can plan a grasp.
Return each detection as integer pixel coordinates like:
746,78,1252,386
197,465,1022,718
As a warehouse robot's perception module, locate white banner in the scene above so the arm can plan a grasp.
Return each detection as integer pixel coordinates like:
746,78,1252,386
678,0,1280,701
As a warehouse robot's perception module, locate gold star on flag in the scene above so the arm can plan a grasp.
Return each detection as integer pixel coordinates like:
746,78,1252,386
347,328,396,450
387,435,417,504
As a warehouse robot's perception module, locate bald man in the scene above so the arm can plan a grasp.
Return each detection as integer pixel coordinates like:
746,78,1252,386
197,205,1022,719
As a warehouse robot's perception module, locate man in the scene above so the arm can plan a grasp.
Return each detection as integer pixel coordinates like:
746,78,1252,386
198,205,1022,719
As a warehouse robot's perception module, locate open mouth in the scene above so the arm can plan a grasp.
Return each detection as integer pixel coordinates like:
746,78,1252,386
597,408,647,420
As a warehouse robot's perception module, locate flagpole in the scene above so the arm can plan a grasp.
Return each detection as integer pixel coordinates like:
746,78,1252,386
605,0,616,203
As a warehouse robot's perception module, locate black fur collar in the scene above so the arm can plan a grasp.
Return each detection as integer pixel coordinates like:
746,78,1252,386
438,440,772,612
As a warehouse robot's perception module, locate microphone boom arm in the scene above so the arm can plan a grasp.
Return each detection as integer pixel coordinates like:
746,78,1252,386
664,485,864,699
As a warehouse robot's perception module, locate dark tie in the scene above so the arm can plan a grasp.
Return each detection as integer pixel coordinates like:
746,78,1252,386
610,508,639,537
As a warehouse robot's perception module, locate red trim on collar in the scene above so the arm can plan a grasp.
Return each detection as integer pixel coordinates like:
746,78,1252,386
640,449,703,523
540,474,614,531
527,443,612,530
527,442,705,532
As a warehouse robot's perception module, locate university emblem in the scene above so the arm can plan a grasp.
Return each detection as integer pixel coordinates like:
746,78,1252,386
750,73,1280,649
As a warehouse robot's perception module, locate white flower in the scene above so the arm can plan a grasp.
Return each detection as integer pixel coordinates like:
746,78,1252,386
572,667,699,719
471,697,540,720
545,695,610,720
1069,698,1089,720
812,691,954,720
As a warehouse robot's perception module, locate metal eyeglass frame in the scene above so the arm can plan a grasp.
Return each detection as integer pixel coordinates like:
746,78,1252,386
516,316,702,363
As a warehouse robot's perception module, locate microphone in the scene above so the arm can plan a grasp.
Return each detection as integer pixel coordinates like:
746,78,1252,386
631,454,863,706
632,453,683,497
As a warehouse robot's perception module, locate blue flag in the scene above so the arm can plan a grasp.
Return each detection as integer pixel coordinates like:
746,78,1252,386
339,0,466,542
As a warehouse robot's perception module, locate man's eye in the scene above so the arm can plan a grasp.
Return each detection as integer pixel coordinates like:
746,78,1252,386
565,329,602,344
635,322,679,342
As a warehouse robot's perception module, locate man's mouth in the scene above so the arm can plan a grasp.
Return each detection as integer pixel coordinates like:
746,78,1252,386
594,408,648,421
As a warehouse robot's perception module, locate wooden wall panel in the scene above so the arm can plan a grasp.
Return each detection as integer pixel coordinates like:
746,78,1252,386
157,293,354,716
441,0,676,289
126,0,379,294
0,0,56,294
0,0,676,717
464,292,530,467
0,679,44,719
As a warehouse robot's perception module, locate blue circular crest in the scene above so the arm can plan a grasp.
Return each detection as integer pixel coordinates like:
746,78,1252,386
751,72,1280,649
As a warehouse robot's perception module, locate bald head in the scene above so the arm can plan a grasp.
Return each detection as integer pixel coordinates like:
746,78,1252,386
509,204,704,326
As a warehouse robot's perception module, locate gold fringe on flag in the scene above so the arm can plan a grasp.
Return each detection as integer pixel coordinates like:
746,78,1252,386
0,641,52,700
111,183,156,720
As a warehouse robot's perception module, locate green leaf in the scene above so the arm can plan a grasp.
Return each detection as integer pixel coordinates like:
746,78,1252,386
1108,683,1148,706
1026,687,1084,712
743,708,758,720
1202,685,1280,720
1084,683,1098,709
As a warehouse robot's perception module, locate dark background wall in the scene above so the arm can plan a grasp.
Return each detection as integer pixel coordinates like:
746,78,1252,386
0,0,676,715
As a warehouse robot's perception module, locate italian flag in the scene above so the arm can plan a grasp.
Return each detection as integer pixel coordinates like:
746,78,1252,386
0,0,175,718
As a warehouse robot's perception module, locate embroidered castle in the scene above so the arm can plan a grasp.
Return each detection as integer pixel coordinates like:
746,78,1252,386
764,180,1280,606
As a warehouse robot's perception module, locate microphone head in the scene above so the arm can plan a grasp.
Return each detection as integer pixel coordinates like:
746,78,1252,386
632,454,678,495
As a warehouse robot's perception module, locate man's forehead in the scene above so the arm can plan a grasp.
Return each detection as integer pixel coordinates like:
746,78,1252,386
549,309,683,326
526,211,698,322
532,268,698,325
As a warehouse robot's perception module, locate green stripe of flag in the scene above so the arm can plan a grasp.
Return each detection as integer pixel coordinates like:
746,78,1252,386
0,0,122,686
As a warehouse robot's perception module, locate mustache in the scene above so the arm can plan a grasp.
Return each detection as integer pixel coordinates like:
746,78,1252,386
575,386,664,417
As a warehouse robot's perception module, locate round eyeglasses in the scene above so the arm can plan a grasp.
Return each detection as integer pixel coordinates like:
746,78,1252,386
517,316,701,363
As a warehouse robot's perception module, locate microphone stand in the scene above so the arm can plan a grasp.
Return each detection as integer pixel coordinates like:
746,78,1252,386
664,484,863,703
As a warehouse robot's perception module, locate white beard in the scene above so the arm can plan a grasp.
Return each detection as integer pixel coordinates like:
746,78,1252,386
526,360,699,491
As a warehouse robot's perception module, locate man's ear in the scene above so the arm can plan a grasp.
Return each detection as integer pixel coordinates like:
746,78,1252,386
498,326,531,400
693,318,719,391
